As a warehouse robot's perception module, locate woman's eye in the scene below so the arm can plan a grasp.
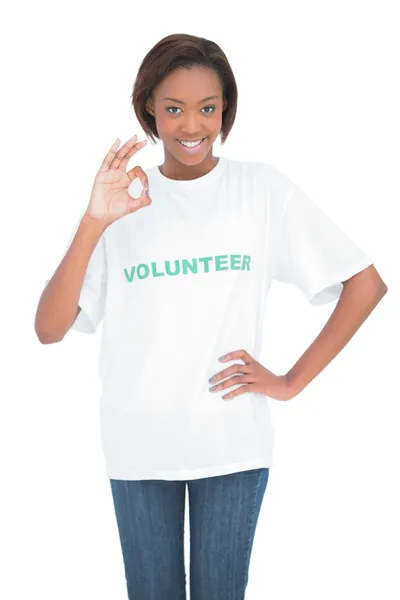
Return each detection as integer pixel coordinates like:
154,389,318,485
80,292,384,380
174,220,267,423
166,106,216,114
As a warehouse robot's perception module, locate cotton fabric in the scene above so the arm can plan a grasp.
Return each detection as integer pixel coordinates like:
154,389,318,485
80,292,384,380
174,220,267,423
44,157,374,480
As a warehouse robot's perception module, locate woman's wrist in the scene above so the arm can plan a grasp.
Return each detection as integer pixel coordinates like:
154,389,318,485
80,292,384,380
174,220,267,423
81,211,108,235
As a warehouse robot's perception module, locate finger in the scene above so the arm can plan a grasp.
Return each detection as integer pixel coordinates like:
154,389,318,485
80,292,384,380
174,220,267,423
109,134,138,169
126,165,148,185
116,139,148,172
110,135,147,170
99,138,122,172
209,363,251,383
218,349,253,363
209,375,252,392
126,167,150,206
222,383,256,400
126,192,152,214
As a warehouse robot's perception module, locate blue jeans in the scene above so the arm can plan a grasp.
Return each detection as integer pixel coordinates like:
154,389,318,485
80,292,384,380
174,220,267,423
109,467,269,599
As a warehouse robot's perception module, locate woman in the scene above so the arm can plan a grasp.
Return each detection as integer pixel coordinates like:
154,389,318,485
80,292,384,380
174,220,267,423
35,33,387,600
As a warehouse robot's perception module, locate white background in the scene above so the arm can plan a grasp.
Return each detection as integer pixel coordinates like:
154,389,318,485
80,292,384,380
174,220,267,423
2,0,398,598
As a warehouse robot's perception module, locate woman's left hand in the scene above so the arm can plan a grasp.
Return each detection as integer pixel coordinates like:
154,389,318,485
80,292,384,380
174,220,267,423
208,348,295,401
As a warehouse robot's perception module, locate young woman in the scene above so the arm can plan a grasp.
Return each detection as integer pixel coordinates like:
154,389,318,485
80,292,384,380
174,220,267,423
36,33,388,600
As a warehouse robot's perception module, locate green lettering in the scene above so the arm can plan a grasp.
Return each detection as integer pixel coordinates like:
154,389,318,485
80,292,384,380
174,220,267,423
137,264,150,279
215,255,229,271
182,258,198,275
198,256,214,272
230,255,241,270
242,255,251,270
165,259,180,276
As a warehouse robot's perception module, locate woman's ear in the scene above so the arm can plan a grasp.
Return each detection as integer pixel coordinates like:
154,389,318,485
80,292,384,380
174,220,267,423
145,97,155,117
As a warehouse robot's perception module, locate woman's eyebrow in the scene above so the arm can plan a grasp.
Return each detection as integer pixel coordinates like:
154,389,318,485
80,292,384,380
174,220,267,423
163,95,219,104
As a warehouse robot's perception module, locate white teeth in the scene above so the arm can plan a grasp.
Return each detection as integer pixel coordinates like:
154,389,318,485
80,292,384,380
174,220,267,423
179,138,204,147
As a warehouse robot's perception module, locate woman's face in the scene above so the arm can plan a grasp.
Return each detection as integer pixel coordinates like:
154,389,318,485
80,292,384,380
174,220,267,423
145,67,227,166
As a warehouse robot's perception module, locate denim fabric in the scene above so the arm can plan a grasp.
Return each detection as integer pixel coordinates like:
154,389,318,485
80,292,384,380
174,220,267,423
110,467,269,599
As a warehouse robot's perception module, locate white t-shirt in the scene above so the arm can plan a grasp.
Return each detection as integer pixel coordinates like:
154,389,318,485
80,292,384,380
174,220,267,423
44,157,374,480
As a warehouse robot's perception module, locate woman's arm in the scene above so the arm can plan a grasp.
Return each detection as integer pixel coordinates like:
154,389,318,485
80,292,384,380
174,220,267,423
286,265,388,397
35,214,107,344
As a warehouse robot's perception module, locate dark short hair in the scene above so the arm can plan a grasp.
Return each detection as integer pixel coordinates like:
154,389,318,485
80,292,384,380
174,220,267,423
131,33,238,146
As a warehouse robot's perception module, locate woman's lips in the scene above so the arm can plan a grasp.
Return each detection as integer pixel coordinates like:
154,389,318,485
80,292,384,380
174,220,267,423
176,137,207,153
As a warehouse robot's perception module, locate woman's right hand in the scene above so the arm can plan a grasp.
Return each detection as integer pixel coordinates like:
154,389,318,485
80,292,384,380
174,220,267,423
85,135,152,228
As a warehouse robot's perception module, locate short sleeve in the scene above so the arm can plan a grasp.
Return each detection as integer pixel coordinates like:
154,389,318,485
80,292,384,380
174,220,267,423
44,214,107,333
271,175,374,306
